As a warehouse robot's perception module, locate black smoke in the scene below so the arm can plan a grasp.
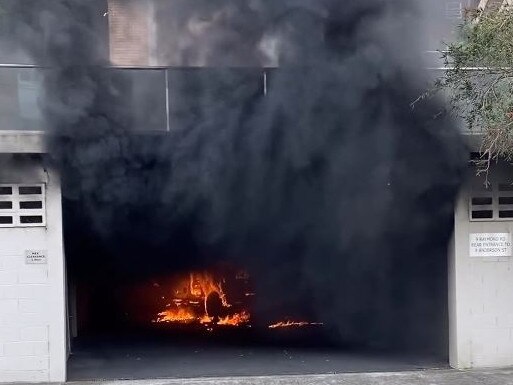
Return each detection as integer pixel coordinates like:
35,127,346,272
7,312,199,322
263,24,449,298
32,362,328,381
9,0,465,351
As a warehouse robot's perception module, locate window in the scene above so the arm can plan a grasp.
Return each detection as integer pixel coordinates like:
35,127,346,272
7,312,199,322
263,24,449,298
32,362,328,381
0,184,46,228
470,182,513,221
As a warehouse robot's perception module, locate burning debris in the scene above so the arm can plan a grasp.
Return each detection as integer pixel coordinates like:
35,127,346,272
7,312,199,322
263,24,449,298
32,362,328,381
150,269,322,330
217,311,251,326
153,270,251,328
268,321,324,329
11,0,466,350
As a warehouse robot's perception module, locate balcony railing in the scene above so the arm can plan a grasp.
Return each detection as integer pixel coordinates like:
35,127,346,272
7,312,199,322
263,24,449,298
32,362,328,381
0,65,45,131
0,63,479,136
0,65,268,133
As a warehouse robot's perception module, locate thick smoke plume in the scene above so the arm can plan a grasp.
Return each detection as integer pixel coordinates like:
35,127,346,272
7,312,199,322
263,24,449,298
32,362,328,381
9,0,465,351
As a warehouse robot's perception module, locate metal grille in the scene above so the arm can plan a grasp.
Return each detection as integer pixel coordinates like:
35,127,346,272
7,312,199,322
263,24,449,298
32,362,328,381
0,184,46,227
498,183,513,219
470,182,513,221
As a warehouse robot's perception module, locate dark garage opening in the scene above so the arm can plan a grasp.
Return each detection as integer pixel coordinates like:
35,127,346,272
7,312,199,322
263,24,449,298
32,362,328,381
63,192,451,381
56,64,461,381
2,0,466,379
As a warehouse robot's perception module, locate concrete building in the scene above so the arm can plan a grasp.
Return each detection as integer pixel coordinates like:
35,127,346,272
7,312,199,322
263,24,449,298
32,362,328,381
0,0,513,383
450,162,513,368
0,139,65,382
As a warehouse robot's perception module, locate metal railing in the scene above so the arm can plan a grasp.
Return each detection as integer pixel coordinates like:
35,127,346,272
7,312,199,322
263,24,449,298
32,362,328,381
0,64,270,133
0,62,481,135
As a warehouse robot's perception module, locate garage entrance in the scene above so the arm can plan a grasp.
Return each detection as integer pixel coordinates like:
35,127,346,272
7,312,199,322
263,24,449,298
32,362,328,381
63,189,452,381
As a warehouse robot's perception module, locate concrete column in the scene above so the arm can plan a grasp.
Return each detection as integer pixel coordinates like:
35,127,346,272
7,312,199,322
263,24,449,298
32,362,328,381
0,158,66,383
450,169,513,368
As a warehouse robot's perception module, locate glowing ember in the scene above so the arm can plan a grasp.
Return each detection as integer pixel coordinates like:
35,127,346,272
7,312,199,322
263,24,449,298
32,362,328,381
268,321,324,329
218,311,251,326
155,308,196,323
153,271,250,328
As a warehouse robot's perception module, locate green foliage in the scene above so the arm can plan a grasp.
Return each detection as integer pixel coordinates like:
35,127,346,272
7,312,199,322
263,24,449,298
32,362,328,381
438,8,513,175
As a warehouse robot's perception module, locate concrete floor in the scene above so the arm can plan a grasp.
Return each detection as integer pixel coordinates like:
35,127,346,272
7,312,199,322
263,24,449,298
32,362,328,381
67,339,447,381
62,369,513,385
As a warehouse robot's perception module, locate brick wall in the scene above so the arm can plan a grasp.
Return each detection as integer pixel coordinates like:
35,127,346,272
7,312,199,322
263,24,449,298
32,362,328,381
108,0,154,66
0,159,66,383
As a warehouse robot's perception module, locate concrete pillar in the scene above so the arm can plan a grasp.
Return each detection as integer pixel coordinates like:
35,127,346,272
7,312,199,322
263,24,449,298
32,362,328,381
450,166,513,368
0,156,66,383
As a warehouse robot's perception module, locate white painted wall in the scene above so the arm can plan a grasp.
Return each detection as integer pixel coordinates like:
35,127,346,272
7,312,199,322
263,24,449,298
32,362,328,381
450,167,513,369
0,158,66,383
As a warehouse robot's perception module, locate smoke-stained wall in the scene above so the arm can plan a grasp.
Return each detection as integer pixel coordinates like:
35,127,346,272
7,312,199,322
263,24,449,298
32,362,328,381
112,0,479,68
5,0,467,352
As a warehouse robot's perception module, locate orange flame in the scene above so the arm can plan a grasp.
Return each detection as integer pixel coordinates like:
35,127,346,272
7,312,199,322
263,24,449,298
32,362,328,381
190,272,231,313
153,271,249,328
156,308,196,323
268,321,324,329
217,311,251,326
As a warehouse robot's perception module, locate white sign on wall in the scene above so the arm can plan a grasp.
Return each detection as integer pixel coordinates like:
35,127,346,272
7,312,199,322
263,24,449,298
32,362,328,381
25,250,47,264
469,233,512,257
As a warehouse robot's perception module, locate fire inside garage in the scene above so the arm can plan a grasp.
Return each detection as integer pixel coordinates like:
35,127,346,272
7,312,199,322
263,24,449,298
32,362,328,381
64,200,453,380
3,0,503,383
61,96,458,377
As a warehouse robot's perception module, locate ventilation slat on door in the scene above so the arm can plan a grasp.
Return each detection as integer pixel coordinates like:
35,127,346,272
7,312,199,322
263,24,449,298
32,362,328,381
0,184,46,228
20,215,44,224
498,182,513,220
0,201,13,210
0,216,13,224
0,186,13,195
470,184,494,221
19,186,42,195
19,201,43,210
472,197,493,206
471,180,513,222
